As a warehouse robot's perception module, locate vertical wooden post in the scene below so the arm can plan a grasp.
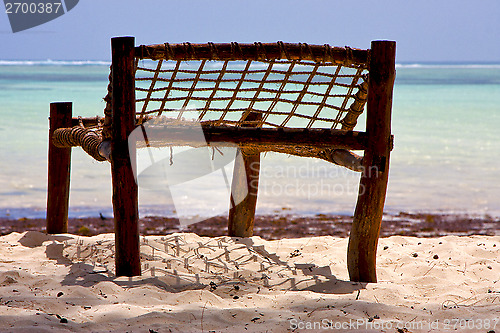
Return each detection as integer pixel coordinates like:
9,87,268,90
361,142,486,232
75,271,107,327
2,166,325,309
228,150,260,237
348,41,396,282
228,111,261,237
111,36,141,277
47,102,72,234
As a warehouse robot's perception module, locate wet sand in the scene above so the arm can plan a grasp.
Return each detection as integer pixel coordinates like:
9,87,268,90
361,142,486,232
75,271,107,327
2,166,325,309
2,212,499,239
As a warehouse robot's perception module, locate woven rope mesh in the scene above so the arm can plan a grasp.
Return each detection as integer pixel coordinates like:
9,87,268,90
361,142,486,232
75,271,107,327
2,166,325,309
52,43,370,164
134,58,368,130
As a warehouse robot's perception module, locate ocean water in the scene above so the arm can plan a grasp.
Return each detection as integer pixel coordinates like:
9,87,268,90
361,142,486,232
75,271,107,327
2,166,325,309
0,61,499,219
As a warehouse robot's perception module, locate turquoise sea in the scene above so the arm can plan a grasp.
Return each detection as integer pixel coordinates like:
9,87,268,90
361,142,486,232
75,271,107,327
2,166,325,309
0,61,499,219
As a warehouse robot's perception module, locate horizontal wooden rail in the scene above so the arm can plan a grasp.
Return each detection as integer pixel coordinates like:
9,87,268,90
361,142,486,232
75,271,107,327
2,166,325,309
68,118,368,151
135,42,369,66
137,126,368,151
71,116,153,128
57,124,369,155
71,117,103,127
56,122,367,170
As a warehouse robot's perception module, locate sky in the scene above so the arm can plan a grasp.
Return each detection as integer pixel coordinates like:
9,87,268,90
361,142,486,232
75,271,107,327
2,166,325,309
1,0,499,63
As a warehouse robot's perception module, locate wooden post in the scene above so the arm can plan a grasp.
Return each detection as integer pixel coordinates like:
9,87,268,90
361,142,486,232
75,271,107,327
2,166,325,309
347,41,396,282
228,150,260,237
47,102,72,234
111,36,141,277
228,111,261,237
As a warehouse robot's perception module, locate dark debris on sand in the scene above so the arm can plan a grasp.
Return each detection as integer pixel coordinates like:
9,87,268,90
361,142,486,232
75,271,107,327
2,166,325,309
1,212,499,239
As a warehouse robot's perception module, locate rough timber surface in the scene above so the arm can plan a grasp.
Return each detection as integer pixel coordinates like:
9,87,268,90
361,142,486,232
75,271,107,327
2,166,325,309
136,42,369,67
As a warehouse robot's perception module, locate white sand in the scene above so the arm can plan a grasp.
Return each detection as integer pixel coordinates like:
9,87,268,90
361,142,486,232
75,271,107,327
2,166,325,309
0,231,499,332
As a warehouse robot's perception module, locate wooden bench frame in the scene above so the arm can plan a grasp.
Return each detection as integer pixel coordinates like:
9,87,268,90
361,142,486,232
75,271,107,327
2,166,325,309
47,37,395,282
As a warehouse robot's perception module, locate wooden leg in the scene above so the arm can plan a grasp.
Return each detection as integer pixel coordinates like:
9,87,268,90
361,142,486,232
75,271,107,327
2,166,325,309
228,149,260,237
111,36,141,277
111,150,140,276
47,102,72,234
348,155,390,282
347,40,395,283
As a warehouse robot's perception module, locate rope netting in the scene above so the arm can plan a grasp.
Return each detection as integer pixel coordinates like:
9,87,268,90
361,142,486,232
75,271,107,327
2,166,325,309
53,42,370,168
134,58,368,130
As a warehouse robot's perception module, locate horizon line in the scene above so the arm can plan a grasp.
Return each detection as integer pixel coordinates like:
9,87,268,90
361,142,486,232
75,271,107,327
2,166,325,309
1,59,500,67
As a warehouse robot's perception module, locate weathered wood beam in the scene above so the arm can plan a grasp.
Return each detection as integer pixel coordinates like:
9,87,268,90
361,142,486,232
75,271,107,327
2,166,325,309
228,112,261,237
228,149,260,237
136,42,369,67
111,36,141,277
348,40,396,283
137,126,368,151
47,102,72,234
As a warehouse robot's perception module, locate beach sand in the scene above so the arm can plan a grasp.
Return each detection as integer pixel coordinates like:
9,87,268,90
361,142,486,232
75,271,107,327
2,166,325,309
0,217,499,332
